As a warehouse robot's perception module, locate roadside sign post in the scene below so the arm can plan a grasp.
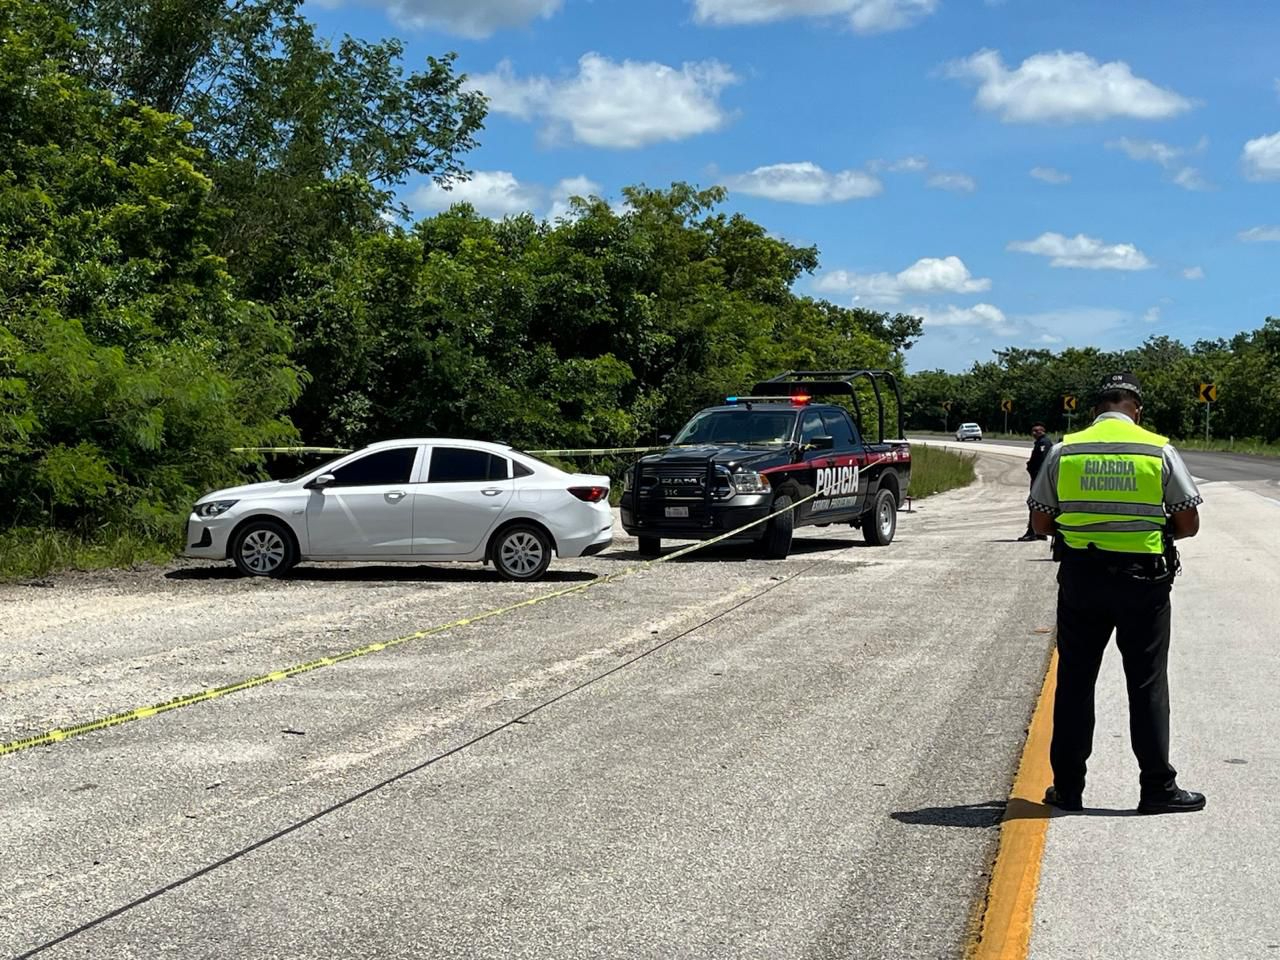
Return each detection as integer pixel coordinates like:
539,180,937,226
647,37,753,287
943,400,953,433
1001,398,1013,435
1063,394,1077,432
1198,383,1217,441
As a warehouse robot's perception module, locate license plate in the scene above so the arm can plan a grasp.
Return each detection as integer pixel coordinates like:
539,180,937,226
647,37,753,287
665,506,689,518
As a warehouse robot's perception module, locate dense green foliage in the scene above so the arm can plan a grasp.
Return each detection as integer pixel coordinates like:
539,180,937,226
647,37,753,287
0,0,299,534
902,324,1280,443
283,184,919,450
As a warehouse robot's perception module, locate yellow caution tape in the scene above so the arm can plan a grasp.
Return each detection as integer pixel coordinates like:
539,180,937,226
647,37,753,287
231,447,353,455
526,446,666,457
2,492,817,758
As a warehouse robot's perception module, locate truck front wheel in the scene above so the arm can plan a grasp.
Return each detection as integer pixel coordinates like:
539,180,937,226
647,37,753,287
862,487,898,546
758,494,795,559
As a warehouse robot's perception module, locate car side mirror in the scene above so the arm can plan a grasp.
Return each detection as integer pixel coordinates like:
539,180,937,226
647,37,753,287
658,434,673,445
306,473,335,490
810,435,834,451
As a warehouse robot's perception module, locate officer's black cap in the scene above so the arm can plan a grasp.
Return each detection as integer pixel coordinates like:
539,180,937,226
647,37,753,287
1099,371,1143,400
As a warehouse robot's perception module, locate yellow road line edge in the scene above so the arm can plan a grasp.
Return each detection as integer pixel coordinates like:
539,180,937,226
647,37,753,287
967,646,1058,960
2,493,819,759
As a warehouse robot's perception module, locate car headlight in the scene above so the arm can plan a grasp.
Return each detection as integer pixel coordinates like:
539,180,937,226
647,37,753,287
195,499,239,519
730,470,770,494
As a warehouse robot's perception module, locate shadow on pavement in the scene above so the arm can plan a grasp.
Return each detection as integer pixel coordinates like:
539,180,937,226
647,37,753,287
164,565,599,584
603,537,869,563
892,796,1139,827
891,800,1007,828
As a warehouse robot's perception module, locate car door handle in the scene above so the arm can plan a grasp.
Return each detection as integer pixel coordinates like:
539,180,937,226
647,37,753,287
481,488,503,497
385,490,407,502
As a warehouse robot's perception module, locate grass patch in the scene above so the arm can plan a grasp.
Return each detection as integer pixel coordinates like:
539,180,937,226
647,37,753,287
0,526,177,581
909,444,977,499
1172,437,1280,457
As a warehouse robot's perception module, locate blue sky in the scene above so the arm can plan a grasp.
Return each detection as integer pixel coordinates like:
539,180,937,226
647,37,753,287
303,0,1279,371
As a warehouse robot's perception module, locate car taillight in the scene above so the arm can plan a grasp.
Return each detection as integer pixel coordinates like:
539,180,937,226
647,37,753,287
569,486,609,503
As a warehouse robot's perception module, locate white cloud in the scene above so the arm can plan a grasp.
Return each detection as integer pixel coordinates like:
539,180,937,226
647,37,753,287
1108,136,1213,190
723,162,882,204
547,176,603,221
916,302,1014,334
467,54,739,149
1110,137,1187,166
412,171,541,218
691,0,938,33
1182,266,1205,280
384,0,561,37
907,305,1134,371
411,171,609,221
946,49,1194,123
1242,131,1280,181
1238,225,1280,242
1008,232,1153,270
1143,306,1161,324
817,255,991,303
926,172,977,193
1030,166,1071,184
870,155,929,173
1171,167,1212,191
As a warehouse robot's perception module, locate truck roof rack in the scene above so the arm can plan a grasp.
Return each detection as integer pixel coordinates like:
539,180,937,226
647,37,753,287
753,370,904,445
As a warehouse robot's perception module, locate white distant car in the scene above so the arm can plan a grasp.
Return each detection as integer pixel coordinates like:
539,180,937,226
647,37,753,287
185,440,614,581
955,422,983,441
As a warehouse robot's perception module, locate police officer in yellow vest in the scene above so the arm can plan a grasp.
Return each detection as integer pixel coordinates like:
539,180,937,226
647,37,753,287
1028,372,1206,814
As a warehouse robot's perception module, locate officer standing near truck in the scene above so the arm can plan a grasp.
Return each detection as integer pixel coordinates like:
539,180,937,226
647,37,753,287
1028,372,1206,814
1017,422,1054,541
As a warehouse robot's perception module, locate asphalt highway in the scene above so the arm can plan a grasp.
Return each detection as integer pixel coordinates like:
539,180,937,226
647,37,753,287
917,434,1280,486
1,450,1061,959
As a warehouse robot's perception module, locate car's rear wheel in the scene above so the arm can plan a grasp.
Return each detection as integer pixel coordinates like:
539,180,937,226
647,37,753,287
637,535,661,557
758,494,795,559
862,488,897,546
231,520,297,577
492,525,553,581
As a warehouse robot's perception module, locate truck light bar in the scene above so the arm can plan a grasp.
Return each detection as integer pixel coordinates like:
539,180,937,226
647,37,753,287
725,394,811,405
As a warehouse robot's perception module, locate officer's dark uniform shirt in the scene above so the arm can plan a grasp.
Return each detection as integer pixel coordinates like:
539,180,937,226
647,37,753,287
1027,434,1054,478
1027,412,1203,523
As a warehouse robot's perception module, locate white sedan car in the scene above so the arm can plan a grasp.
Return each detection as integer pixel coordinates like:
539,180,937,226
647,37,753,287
955,422,983,441
185,439,614,581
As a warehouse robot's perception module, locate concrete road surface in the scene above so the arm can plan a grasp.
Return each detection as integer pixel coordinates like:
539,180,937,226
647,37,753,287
2,441,1276,959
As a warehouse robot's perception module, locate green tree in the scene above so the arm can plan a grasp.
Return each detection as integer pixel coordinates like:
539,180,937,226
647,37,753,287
0,0,299,532
57,0,487,298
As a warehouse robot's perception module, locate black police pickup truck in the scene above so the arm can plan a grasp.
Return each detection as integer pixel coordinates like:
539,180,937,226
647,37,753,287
620,370,911,559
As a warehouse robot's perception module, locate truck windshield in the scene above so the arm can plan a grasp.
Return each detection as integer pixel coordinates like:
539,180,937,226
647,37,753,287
673,409,798,446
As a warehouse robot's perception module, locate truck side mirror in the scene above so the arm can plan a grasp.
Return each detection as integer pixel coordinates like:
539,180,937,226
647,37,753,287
658,434,673,445
810,435,834,451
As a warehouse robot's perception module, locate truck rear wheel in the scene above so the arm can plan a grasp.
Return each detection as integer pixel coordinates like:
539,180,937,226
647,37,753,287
758,494,795,559
638,535,661,557
862,487,897,546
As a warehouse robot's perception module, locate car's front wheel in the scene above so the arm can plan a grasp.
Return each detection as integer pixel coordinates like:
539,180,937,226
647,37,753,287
492,525,553,581
231,520,298,577
758,494,795,559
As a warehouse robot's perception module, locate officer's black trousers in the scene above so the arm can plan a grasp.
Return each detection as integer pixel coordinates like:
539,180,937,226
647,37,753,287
1050,559,1178,799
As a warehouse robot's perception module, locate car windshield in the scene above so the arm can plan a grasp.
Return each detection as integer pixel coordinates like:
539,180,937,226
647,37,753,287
673,409,797,446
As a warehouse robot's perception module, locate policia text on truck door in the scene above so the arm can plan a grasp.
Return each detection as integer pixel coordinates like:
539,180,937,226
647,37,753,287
619,371,911,559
